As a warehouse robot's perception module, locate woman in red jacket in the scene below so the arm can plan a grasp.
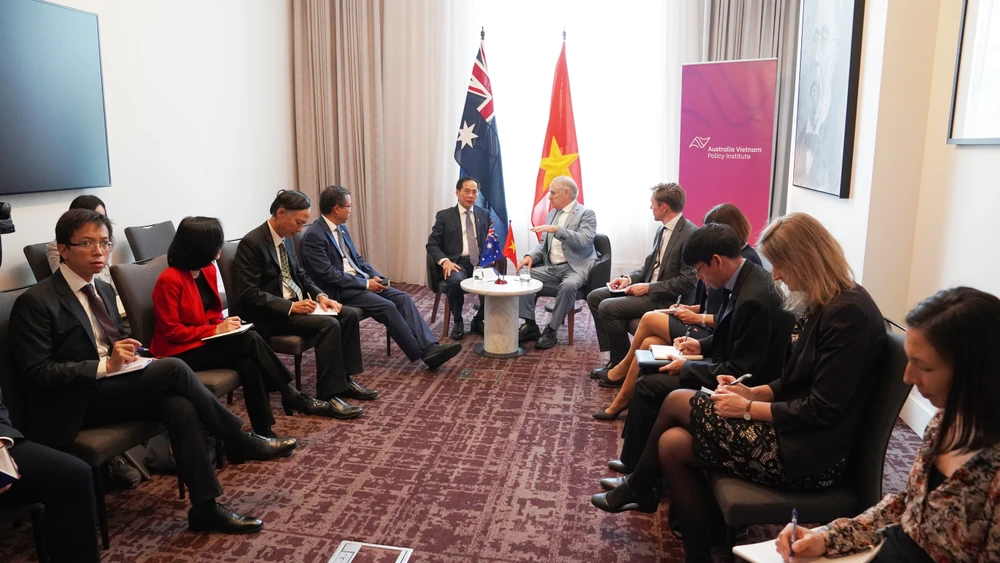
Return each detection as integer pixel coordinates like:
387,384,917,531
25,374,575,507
151,216,340,437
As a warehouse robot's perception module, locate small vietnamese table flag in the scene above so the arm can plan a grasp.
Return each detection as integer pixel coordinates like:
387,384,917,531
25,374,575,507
502,220,517,266
531,36,583,240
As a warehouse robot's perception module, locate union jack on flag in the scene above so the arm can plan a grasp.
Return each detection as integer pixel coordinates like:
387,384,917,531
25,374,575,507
456,36,509,250
478,222,502,267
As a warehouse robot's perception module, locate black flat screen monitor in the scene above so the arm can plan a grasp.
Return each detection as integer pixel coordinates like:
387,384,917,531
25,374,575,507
0,0,111,195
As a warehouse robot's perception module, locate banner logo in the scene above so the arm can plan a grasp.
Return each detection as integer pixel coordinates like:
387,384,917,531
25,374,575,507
688,136,711,149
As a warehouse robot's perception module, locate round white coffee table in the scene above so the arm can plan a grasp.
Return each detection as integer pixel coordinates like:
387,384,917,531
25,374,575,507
460,275,543,358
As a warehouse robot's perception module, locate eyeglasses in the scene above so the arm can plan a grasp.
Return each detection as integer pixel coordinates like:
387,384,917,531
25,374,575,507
67,240,114,251
692,263,706,277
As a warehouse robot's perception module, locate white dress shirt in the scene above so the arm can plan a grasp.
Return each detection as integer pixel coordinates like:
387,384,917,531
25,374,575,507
548,201,576,265
439,204,478,265
649,213,683,281
268,222,298,301
60,263,112,377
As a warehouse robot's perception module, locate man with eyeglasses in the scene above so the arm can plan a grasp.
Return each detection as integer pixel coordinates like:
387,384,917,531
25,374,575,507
608,223,794,474
11,209,295,535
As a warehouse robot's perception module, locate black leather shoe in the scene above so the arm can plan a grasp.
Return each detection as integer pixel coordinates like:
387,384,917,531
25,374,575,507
598,371,624,388
590,360,613,379
225,432,297,464
607,459,632,474
592,405,628,421
338,381,379,401
600,475,628,491
535,327,557,350
324,397,364,419
423,342,462,370
469,317,485,335
188,501,264,534
450,320,465,340
518,321,541,342
591,481,658,514
283,393,342,418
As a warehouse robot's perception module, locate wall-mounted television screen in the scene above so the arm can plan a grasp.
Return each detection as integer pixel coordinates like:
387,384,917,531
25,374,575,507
0,0,111,195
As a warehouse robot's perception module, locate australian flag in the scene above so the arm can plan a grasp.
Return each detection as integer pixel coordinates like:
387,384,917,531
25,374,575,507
455,38,509,248
479,222,502,267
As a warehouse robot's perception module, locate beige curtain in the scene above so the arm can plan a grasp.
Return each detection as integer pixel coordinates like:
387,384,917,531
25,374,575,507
292,0,386,267
707,0,800,218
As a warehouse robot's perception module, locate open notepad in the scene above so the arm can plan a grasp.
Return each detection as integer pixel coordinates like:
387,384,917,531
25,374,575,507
605,282,627,294
733,539,882,563
107,356,154,377
311,307,338,316
649,344,703,361
202,323,254,341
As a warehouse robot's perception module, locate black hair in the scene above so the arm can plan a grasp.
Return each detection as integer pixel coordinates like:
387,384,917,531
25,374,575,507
68,195,107,213
167,216,224,270
269,189,312,216
682,223,742,266
319,185,351,215
906,287,1000,454
456,177,479,191
55,209,114,247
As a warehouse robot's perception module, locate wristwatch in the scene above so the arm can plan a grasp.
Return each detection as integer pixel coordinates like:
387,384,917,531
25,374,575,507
743,400,753,421
701,314,707,327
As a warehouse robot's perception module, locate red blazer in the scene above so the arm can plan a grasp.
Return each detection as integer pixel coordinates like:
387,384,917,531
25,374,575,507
150,264,224,357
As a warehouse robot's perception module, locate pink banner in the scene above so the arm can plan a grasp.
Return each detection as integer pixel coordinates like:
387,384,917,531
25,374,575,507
678,59,777,243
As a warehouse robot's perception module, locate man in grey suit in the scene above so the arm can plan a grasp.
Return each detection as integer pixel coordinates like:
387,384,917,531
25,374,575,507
586,183,697,378
517,176,597,350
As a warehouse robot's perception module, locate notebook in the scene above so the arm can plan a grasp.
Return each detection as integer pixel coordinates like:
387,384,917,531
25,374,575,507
202,322,254,341
311,307,338,316
648,344,703,361
0,446,20,488
605,282,626,293
732,539,882,563
107,356,154,377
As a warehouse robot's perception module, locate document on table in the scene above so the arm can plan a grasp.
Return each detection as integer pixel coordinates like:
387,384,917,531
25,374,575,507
202,323,254,341
733,539,882,563
0,446,20,487
649,344,703,361
107,357,154,377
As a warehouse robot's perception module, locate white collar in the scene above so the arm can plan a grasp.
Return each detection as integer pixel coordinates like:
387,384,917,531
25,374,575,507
322,215,342,234
267,221,284,248
558,201,576,214
457,203,475,215
663,213,682,231
60,263,94,293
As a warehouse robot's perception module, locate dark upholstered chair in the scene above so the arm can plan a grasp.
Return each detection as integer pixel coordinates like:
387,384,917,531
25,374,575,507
426,253,453,339
0,289,165,550
124,220,175,262
533,233,612,345
718,326,911,561
23,243,53,283
0,503,47,562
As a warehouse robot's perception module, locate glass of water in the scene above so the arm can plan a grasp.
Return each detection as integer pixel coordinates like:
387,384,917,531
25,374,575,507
518,266,531,283
473,266,484,281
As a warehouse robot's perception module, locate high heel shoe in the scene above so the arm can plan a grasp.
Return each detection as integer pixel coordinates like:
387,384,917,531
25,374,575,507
591,480,658,514
592,405,628,420
598,370,625,388
599,475,628,491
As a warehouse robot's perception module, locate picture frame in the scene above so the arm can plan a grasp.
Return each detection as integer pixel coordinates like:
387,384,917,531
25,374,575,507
791,0,866,199
947,0,1000,145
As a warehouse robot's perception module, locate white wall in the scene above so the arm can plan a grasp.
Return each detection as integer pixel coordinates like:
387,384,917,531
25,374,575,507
0,0,296,290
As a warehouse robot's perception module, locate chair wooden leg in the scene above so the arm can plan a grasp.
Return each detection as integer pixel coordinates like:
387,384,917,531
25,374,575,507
431,293,441,323
442,301,451,340
294,353,303,391
726,527,737,563
178,475,186,500
92,467,110,550
568,308,575,345
386,328,391,356
215,438,225,470
30,505,48,563
226,391,233,405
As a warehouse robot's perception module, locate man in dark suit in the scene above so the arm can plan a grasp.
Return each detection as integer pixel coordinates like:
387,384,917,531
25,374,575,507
1,400,100,562
230,190,376,417
609,223,793,472
586,183,697,378
426,177,490,340
302,186,463,370
517,176,598,350
11,209,293,534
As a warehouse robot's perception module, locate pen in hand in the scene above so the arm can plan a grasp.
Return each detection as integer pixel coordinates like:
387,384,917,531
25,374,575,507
727,373,751,386
790,508,798,562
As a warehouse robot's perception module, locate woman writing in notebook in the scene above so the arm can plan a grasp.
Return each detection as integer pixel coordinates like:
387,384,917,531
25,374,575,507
592,203,763,420
592,213,887,563
151,217,342,438
776,287,1000,562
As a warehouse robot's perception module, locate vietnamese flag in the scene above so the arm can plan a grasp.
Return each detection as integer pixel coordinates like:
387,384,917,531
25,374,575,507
532,41,583,240
502,220,517,266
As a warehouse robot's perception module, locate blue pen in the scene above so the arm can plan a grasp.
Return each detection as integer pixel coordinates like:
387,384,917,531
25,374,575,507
135,346,150,354
790,508,798,562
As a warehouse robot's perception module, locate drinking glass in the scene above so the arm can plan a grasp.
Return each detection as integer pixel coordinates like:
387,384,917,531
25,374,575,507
518,266,531,283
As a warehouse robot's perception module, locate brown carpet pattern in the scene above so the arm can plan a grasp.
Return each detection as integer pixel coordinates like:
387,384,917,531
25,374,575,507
0,284,922,562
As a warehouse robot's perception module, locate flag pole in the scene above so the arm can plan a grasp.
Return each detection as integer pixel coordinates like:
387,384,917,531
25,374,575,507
562,27,566,41
481,26,485,41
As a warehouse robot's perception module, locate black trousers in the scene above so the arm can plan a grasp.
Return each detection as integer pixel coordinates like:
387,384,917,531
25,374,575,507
1,440,100,563
443,257,485,323
256,307,363,400
619,371,689,469
586,287,658,364
81,358,244,505
173,330,293,435
340,286,436,361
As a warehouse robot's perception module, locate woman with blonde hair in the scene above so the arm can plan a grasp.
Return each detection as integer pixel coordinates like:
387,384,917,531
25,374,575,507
592,213,887,563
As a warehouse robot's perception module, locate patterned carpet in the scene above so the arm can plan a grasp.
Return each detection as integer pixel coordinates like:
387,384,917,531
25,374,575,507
0,284,922,562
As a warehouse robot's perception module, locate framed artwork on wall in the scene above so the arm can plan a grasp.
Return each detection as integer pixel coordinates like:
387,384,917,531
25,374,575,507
948,0,1000,145
791,0,865,198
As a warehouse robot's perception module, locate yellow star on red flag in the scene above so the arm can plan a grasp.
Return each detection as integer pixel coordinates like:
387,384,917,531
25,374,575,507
538,137,578,193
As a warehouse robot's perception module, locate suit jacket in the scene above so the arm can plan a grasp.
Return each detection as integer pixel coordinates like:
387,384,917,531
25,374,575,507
0,402,23,442
527,203,598,277
150,264,225,357
627,216,698,303
679,260,793,389
768,284,887,480
301,220,381,300
426,205,490,264
10,271,125,447
230,222,325,324
695,244,765,315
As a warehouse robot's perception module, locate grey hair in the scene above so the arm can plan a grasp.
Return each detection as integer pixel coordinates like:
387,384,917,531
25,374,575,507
550,175,578,199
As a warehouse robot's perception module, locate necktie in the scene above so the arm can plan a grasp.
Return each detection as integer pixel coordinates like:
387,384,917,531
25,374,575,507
80,284,121,347
545,210,563,255
465,210,479,265
277,243,303,300
646,228,664,283
338,228,368,279
719,289,732,318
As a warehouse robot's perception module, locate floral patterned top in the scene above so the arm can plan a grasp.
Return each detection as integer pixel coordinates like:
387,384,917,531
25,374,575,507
818,411,1000,562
